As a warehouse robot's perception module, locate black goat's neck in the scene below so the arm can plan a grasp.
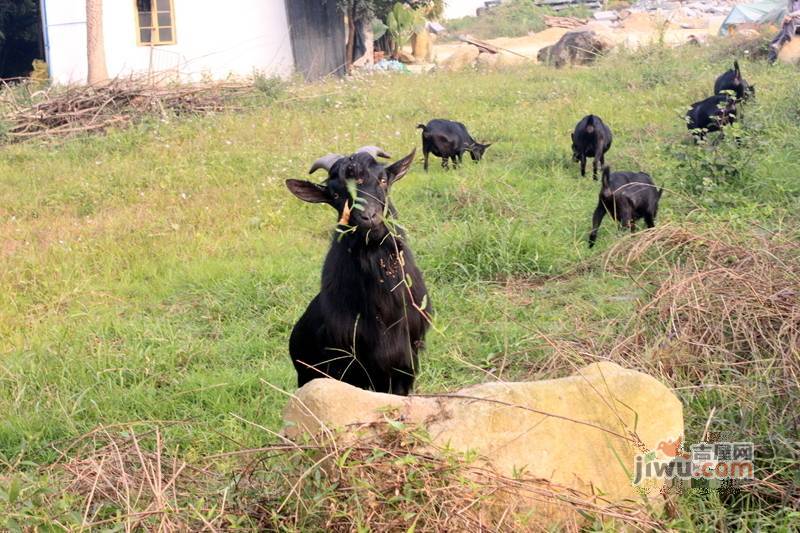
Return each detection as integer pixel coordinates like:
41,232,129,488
333,224,406,260
323,223,412,295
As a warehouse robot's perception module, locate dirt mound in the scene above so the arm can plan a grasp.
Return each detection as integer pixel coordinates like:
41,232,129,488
439,45,481,70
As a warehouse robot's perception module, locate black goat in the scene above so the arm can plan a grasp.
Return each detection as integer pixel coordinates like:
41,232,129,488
588,166,663,248
686,94,737,139
285,146,431,396
417,119,491,171
714,60,755,101
571,114,613,180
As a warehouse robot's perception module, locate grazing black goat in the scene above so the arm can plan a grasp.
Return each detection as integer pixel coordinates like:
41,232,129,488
285,146,431,396
714,60,755,102
571,114,613,180
588,166,663,248
417,119,491,171
686,94,737,139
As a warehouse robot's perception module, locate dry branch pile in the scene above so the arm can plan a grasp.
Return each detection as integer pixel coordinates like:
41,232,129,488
0,79,259,143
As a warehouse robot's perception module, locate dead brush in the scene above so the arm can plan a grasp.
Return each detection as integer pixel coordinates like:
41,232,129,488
50,424,228,531
233,421,665,532
38,420,664,531
602,223,799,388
536,223,799,510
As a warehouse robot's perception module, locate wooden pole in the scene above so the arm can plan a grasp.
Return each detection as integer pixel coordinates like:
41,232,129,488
86,0,109,84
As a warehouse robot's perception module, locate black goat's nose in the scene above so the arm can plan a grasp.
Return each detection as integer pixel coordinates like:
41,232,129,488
360,208,380,226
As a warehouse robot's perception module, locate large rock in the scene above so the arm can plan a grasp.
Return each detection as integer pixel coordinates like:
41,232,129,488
283,362,684,526
537,30,613,67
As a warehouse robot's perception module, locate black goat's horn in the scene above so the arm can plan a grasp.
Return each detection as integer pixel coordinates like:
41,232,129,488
356,145,391,159
309,153,343,174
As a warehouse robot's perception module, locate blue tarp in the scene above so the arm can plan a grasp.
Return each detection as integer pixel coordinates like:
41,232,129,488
719,1,789,35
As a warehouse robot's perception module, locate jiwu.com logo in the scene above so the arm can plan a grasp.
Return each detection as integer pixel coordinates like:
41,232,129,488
633,436,754,486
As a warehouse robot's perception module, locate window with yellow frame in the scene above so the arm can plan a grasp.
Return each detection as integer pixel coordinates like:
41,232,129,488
135,0,176,46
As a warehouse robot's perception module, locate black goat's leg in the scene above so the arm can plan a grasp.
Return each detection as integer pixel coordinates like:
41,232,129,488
588,202,606,248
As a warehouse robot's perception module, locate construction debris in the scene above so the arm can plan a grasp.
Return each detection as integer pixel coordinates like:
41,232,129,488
544,15,588,29
458,35,501,54
458,35,530,58
593,11,620,21
631,0,735,16
536,0,602,12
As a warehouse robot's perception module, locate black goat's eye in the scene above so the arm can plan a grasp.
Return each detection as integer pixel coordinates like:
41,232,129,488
333,192,340,199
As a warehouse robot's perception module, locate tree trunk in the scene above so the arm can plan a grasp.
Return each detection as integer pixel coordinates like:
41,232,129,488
86,0,108,84
345,8,356,73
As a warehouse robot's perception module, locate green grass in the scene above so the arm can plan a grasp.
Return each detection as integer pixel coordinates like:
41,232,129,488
1,42,799,528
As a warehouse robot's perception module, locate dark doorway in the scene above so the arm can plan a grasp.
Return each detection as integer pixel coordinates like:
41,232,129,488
0,0,45,79
285,0,346,81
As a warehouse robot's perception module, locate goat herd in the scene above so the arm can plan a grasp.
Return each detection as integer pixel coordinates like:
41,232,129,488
284,60,755,396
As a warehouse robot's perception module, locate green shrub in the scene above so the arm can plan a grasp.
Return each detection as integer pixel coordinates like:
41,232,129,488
445,0,549,39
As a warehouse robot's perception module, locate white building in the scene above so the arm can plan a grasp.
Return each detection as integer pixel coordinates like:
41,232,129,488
40,0,344,84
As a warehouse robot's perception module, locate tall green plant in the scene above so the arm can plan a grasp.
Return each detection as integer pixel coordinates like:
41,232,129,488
386,3,424,58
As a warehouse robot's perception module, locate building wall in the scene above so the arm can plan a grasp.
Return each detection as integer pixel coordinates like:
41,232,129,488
42,0,294,84
285,0,346,80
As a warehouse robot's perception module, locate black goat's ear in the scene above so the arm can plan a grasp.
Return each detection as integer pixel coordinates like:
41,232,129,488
285,179,330,204
386,148,416,184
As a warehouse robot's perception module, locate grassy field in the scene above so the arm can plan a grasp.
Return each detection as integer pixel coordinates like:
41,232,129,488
1,41,799,529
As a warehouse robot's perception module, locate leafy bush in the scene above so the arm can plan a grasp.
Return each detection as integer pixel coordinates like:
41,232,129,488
252,72,286,103
671,122,763,201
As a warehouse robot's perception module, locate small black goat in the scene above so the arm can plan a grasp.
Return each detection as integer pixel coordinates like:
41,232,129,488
714,60,755,101
285,146,431,396
588,166,663,248
571,114,613,180
686,94,737,139
417,119,491,171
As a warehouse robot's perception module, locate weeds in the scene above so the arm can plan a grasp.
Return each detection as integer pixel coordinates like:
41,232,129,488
671,121,764,199
2,420,666,531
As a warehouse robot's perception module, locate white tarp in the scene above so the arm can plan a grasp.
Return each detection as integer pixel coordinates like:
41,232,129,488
719,0,790,34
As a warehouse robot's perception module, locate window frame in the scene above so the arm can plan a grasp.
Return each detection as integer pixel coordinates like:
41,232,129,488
134,0,177,46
